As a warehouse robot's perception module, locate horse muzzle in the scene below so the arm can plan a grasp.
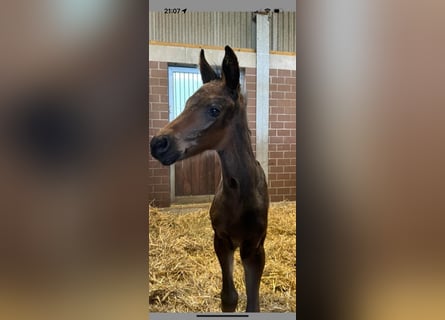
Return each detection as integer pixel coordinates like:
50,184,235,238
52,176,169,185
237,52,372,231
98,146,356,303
150,134,181,166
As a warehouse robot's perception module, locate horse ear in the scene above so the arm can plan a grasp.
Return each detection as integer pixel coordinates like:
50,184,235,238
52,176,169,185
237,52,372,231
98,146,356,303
222,46,240,92
199,49,218,83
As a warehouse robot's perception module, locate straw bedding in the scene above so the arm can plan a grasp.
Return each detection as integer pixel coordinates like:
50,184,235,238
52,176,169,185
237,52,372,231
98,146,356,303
148,201,296,312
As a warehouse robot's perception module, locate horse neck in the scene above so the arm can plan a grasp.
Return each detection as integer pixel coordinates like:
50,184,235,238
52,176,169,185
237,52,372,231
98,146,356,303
217,105,258,193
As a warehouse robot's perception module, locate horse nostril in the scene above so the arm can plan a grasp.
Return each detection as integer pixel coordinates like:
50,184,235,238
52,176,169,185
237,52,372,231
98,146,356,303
150,135,170,155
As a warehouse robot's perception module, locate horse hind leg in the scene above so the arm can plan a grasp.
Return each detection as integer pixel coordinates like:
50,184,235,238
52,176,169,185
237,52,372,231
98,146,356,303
214,233,238,312
240,239,266,312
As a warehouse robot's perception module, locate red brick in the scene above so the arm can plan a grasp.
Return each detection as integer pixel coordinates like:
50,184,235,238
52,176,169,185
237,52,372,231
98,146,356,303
285,92,296,99
149,94,160,103
278,129,291,136
277,158,291,166
270,69,278,76
271,106,285,114
151,69,166,78
151,176,162,184
246,76,256,84
150,78,160,86
285,77,296,85
284,180,296,187
161,176,170,184
279,100,294,107
247,83,256,91
270,136,284,144
151,119,168,129
150,111,160,120
271,76,285,84
278,69,291,77
278,114,291,121
271,91,284,99
284,151,295,158
246,94,256,103
270,151,283,159
149,61,159,68
245,68,256,75
278,84,291,92
284,122,296,129
150,103,168,112
271,180,284,188
270,121,283,129
160,111,169,120
284,165,295,173
270,166,284,173
277,173,290,180
278,187,291,195
284,106,296,114
277,144,291,151
152,170,169,178
151,86,167,95
149,128,159,136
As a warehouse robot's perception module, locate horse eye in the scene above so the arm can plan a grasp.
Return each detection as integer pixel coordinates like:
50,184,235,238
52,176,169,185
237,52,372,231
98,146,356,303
208,106,221,118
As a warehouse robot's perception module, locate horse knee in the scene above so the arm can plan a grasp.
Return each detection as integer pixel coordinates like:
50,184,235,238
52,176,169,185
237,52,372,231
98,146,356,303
240,242,265,261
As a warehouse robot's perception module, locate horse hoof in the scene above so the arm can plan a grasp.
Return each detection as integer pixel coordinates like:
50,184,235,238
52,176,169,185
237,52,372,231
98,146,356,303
221,290,238,312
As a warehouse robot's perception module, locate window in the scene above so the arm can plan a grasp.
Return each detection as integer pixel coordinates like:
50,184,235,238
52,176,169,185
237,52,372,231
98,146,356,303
168,66,202,120
168,65,245,119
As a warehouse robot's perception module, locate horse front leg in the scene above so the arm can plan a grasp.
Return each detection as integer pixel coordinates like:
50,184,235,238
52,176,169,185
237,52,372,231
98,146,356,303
240,239,265,312
214,233,238,312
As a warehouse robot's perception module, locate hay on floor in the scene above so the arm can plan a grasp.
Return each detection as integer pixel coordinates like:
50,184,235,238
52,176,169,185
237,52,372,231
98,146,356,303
148,201,296,312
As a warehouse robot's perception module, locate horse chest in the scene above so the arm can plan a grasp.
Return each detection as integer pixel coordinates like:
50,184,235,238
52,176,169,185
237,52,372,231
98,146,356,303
210,200,266,242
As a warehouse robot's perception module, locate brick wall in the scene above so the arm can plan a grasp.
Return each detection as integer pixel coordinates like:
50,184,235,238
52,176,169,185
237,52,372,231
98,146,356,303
149,61,170,207
148,61,296,206
268,69,296,202
245,68,257,153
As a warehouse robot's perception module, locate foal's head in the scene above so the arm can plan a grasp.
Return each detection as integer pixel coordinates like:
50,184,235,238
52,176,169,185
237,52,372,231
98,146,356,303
150,46,243,166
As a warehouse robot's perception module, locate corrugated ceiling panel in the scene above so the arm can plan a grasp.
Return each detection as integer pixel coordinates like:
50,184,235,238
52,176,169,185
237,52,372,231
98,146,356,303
149,12,295,53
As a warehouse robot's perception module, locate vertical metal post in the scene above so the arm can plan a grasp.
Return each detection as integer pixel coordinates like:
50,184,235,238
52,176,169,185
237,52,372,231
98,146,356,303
255,13,270,182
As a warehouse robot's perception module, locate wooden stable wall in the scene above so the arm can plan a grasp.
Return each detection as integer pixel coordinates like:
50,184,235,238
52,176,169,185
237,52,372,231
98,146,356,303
149,56,295,207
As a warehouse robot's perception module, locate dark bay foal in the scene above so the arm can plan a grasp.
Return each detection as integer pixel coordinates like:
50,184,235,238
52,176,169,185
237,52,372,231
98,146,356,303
150,46,269,312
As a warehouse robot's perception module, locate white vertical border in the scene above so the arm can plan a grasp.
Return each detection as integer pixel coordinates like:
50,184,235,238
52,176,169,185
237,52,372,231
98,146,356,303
167,66,176,203
255,13,270,182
